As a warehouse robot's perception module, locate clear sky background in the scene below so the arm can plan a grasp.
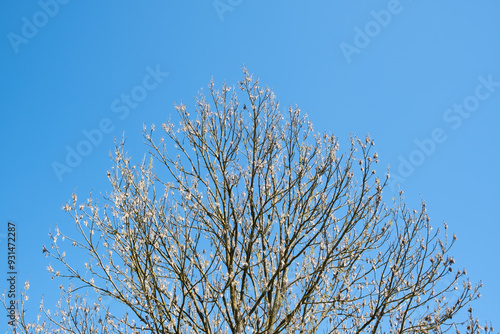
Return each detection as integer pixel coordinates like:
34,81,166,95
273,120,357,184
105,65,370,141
0,1,499,330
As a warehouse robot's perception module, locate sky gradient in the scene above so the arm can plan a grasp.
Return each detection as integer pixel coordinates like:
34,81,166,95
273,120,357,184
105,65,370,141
1,1,499,330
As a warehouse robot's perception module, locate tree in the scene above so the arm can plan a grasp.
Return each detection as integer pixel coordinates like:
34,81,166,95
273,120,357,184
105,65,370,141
6,69,492,333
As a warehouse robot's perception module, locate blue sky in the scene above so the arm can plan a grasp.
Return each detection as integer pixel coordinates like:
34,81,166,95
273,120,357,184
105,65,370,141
1,0,499,330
